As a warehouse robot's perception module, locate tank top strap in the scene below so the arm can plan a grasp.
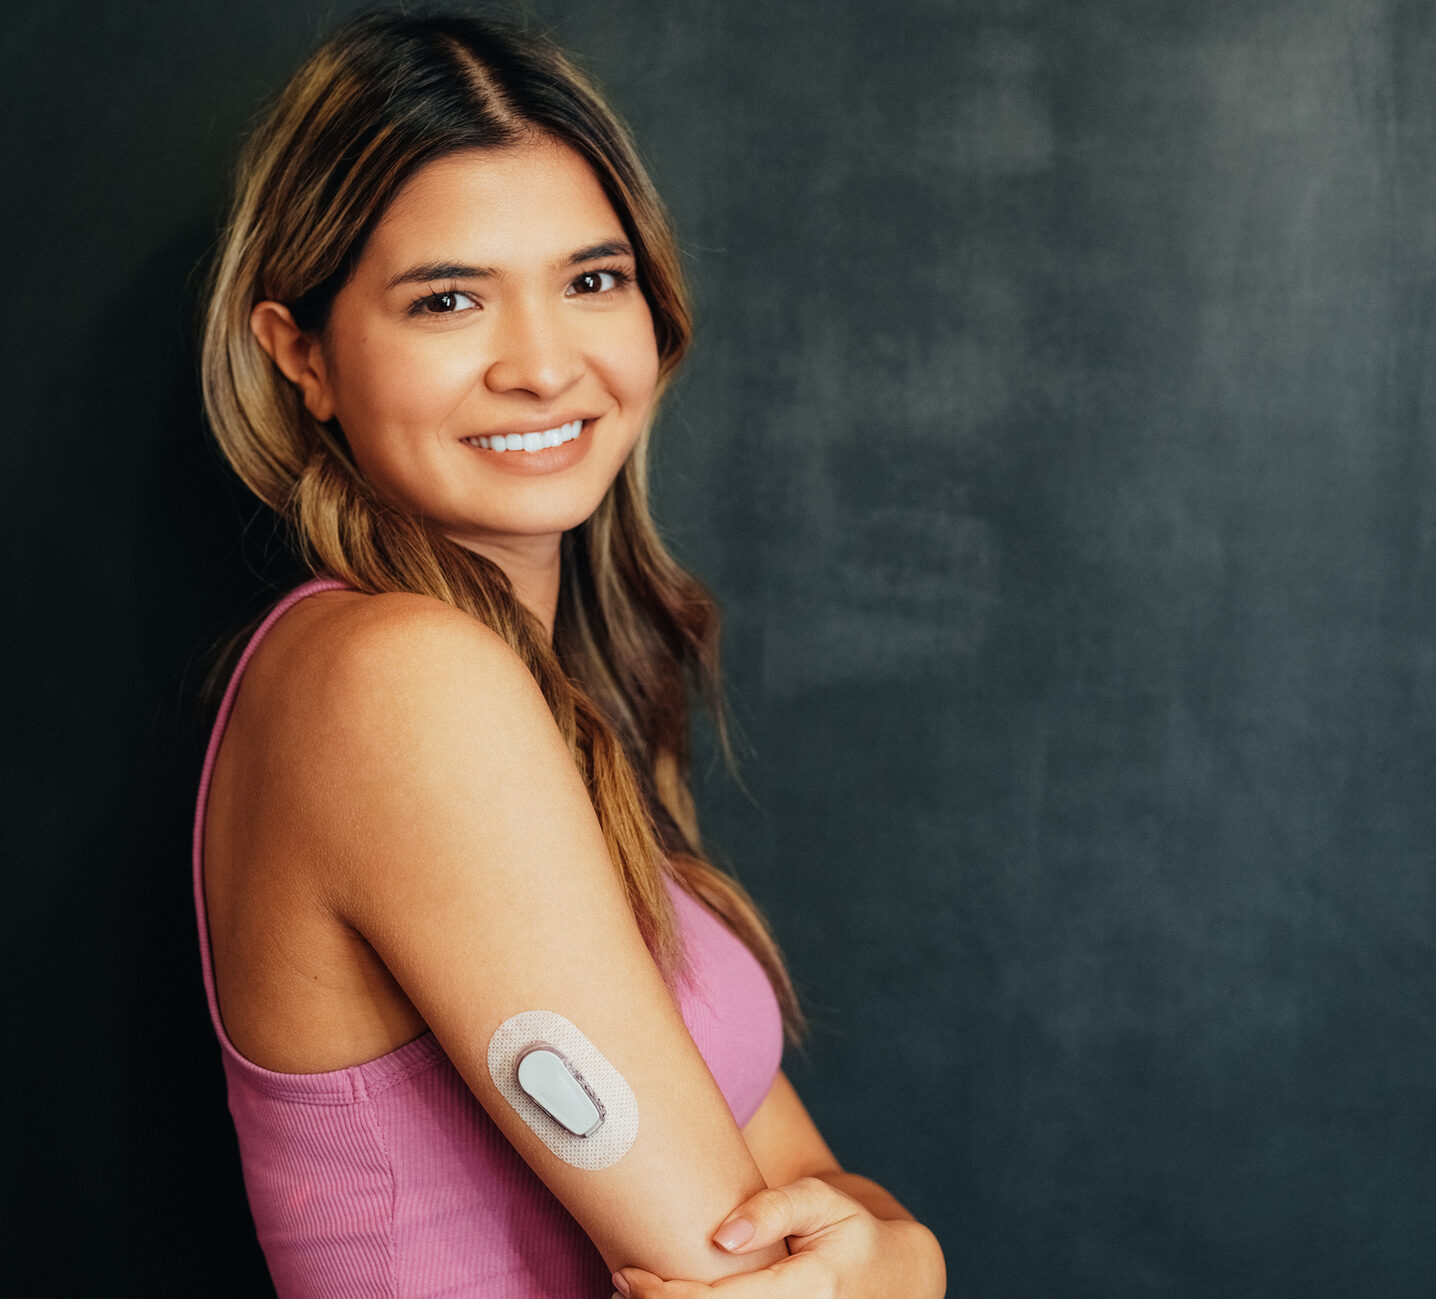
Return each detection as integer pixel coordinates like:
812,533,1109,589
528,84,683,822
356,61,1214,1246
191,577,349,1051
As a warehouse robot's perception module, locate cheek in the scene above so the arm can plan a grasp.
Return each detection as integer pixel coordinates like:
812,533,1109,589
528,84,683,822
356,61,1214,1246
329,334,478,456
605,315,661,410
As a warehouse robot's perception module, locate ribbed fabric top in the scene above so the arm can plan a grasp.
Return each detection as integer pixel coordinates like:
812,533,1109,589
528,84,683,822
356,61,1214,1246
193,579,784,1298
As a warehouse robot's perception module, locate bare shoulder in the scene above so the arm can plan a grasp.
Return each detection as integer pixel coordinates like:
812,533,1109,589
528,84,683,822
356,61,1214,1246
237,589,553,765
303,588,518,667
251,588,536,713
226,586,573,897
235,585,586,884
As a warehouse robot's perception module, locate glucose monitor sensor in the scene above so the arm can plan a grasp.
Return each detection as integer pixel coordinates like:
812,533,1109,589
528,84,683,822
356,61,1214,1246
487,1010,638,1169
517,1044,605,1136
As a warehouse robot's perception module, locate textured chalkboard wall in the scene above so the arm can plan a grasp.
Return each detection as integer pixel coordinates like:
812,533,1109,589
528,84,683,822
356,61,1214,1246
3,1,1432,1294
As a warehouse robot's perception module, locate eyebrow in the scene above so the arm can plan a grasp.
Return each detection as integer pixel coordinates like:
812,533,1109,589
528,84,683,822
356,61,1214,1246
384,240,635,290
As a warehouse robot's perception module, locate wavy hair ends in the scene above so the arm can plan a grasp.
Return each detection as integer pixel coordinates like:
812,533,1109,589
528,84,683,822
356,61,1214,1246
200,8,807,1047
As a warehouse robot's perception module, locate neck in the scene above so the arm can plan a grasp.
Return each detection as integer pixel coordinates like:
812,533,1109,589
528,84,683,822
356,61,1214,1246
450,532,563,642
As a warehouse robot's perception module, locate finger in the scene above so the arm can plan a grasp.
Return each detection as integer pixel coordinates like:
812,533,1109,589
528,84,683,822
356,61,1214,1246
619,1251,832,1299
713,1176,862,1253
704,1252,835,1296
614,1266,710,1298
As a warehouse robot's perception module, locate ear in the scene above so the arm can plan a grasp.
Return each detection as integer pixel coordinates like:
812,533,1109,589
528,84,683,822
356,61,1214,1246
249,301,336,423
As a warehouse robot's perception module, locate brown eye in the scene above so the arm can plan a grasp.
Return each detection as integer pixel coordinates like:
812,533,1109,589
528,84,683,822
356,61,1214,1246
568,269,625,296
411,289,478,317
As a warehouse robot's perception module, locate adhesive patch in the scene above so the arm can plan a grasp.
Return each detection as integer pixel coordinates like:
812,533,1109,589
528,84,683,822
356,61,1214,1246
487,1010,639,1169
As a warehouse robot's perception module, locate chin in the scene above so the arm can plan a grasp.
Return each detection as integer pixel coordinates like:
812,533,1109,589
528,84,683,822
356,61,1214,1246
439,501,608,548
390,471,609,543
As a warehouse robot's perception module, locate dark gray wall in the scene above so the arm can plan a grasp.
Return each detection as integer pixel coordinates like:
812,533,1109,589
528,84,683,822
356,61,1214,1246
3,1,1433,1294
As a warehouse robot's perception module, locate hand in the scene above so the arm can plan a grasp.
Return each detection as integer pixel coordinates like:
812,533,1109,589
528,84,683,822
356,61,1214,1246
612,1175,945,1298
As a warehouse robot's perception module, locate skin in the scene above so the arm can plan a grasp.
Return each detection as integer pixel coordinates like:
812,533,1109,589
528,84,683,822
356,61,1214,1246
252,137,660,636
227,137,944,1295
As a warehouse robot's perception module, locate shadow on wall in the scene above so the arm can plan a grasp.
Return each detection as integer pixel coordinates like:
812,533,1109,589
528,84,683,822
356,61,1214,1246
14,221,286,1293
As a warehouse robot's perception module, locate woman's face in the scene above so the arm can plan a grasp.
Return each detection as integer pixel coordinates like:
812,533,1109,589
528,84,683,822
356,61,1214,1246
304,138,660,558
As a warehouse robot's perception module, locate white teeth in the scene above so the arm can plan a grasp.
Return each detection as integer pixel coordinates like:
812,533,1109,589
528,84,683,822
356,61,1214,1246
469,419,585,453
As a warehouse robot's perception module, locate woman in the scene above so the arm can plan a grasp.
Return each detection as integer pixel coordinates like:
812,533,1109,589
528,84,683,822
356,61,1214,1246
196,10,946,1297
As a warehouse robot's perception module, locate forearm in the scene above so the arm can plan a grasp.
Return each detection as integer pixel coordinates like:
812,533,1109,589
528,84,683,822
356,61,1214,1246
813,1169,914,1222
814,1171,947,1295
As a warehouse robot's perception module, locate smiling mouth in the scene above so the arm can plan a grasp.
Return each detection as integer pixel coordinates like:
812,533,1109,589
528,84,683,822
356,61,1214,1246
462,418,585,454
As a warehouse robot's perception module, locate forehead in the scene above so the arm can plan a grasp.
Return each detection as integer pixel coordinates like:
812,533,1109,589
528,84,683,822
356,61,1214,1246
364,139,624,270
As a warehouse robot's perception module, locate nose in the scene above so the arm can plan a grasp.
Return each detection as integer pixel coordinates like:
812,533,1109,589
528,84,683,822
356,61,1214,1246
483,299,583,401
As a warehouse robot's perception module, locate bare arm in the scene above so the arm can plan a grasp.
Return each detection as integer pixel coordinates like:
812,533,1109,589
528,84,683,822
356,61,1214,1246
739,1070,946,1289
741,1071,909,1218
614,1071,947,1294
281,593,788,1282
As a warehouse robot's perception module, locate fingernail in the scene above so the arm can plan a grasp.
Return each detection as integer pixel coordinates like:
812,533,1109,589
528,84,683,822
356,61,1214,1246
714,1217,755,1251
611,1272,631,1297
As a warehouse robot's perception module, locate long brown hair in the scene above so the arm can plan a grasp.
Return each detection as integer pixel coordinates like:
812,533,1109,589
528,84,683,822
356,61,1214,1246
201,9,806,1046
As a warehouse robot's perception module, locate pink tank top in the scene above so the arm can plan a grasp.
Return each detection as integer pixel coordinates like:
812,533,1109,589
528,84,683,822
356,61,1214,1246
193,579,784,1297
